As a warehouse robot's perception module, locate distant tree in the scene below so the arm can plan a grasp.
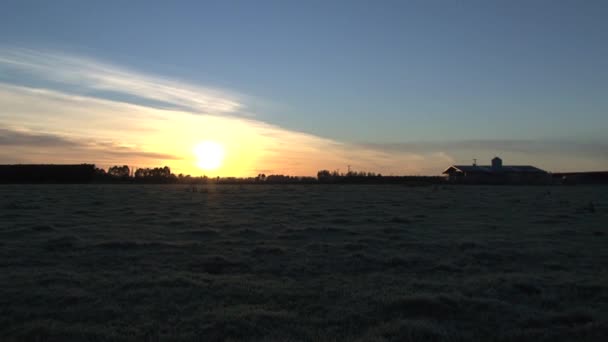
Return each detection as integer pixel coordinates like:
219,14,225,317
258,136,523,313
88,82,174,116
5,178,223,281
134,168,147,179
93,167,108,181
317,170,331,179
133,166,174,183
108,165,130,180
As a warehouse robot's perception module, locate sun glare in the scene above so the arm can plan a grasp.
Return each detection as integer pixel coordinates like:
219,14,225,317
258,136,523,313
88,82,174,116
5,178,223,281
194,141,225,171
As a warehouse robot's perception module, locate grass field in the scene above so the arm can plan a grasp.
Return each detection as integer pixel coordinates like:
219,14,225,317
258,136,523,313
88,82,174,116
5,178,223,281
1,184,607,341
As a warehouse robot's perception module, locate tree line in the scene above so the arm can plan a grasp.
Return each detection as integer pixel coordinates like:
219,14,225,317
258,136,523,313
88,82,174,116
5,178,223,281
96,165,177,183
0,164,446,184
316,169,444,185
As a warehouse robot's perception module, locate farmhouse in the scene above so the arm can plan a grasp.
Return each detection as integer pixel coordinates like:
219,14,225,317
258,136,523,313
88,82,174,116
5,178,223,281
443,157,550,184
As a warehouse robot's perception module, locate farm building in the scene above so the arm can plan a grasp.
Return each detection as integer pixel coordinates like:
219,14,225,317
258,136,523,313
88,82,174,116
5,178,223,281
0,164,97,183
443,157,551,184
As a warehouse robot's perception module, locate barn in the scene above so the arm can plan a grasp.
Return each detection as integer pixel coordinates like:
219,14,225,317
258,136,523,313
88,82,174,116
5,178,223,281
443,157,551,184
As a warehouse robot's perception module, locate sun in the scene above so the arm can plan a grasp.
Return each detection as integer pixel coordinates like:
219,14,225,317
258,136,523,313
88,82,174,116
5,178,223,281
194,141,225,170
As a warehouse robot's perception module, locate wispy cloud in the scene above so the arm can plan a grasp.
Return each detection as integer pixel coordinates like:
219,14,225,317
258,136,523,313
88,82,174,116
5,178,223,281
0,126,181,162
0,48,442,175
0,81,438,175
360,139,608,159
0,47,243,115
0,127,74,147
2,47,606,174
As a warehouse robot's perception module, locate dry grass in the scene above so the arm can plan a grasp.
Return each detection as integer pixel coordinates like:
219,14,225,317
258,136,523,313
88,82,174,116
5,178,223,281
1,184,607,341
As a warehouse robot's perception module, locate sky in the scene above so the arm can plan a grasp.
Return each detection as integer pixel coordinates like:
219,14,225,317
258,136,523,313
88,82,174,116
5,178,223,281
1,0,607,176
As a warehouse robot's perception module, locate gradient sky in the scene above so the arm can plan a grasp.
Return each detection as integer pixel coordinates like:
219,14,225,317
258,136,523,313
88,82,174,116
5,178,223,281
1,0,607,175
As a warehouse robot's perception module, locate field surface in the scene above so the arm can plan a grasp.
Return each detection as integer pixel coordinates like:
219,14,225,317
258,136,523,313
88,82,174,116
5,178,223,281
1,184,607,341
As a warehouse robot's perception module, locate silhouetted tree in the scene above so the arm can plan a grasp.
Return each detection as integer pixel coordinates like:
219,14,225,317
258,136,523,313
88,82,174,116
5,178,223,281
108,165,130,180
133,166,175,183
317,170,331,179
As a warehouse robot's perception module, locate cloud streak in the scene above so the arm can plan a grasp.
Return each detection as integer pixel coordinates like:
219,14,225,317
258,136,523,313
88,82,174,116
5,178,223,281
0,127,74,147
0,81,441,175
0,126,181,163
1,47,607,175
360,139,608,158
0,47,243,115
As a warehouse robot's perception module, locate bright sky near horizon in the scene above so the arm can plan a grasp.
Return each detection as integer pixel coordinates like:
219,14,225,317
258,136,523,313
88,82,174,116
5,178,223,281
1,0,607,176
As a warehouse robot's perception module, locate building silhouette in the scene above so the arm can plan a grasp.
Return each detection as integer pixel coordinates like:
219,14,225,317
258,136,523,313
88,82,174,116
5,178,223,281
443,157,550,184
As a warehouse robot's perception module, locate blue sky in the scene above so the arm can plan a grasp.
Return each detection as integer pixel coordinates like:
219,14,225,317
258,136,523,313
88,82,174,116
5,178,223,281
1,1,607,174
